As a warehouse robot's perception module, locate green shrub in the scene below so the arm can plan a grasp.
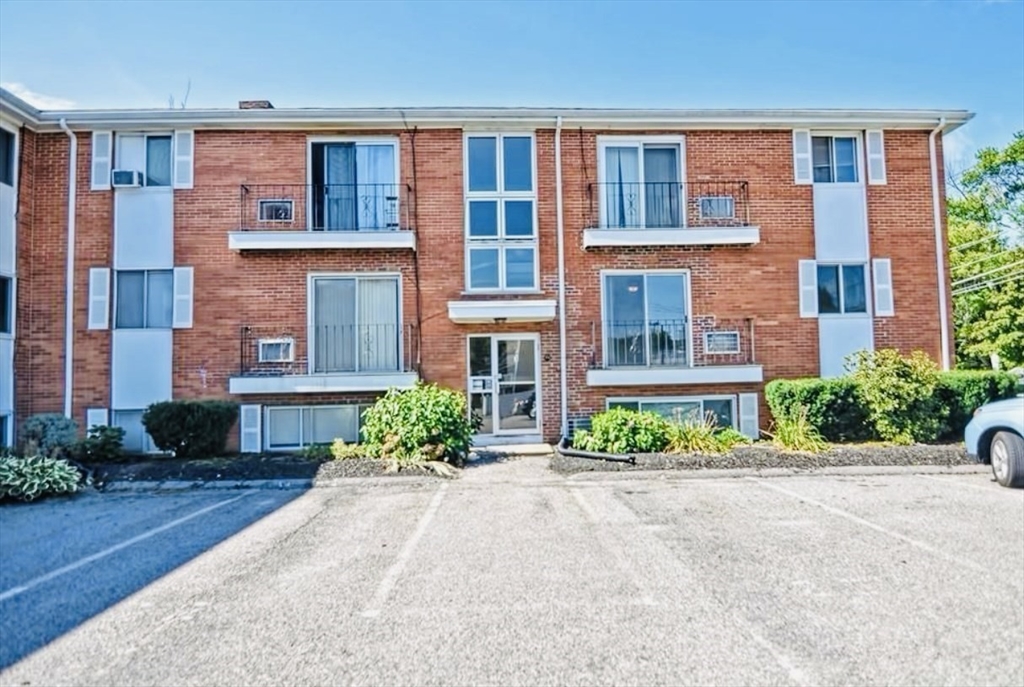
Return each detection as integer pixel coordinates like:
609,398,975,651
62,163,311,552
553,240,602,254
360,383,477,467
330,438,363,460
765,377,872,442
74,425,125,463
848,349,943,444
19,413,79,458
0,454,82,502
299,443,333,460
715,427,753,449
936,370,1019,440
767,407,829,453
665,414,723,454
572,407,670,454
142,400,239,459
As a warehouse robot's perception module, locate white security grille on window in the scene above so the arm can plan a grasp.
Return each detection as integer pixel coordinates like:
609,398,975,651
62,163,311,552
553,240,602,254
465,135,537,291
816,264,868,314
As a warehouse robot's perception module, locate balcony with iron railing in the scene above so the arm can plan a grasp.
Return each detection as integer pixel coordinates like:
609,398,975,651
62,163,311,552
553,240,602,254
228,184,417,251
586,317,763,386
583,180,760,248
228,323,419,394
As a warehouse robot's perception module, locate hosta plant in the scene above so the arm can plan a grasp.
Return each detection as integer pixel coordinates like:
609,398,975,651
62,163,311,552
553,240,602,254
0,454,82,502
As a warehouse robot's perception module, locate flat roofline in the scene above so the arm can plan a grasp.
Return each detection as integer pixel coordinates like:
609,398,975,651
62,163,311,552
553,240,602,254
0,87,973,134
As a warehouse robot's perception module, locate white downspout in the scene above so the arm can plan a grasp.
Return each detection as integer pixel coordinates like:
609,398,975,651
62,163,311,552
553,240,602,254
59,119,77,417
554,117,568,438
929,117,951,370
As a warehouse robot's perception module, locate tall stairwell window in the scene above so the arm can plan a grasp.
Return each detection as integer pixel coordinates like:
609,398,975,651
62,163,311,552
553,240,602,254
599,137,684,229
310,140,398,231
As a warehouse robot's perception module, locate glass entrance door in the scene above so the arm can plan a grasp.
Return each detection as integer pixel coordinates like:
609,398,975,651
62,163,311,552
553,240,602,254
468,335,539,435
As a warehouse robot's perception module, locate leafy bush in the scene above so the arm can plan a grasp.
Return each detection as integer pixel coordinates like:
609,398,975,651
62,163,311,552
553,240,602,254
330,438,363,460
74,425,125,463
19,413,79,458
299,443,333,460
767,407,829,453
572,407,670,454
936,370,1019,440
360,383,477,467
142,400,239,459
765,377,872,443
0,454,82,502
848,349,943,444
715,427,753,449
665,414,723,454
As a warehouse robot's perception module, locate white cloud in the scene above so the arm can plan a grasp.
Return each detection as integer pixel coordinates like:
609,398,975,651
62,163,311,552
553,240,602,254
0,82,75,110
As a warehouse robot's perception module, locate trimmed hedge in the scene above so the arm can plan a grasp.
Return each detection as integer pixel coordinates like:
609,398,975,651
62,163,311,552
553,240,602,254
764,377,872,443
766,369,1017,444
142,400,239,459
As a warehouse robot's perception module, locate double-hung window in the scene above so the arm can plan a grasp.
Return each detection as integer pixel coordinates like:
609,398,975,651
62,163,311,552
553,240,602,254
603,272,690,367
311,275,400,373
465,135,537,291
811,136,858,183
116,134,172,187
115,270,173,328
609,396,735,428
599,138,684,229
816,264,867,314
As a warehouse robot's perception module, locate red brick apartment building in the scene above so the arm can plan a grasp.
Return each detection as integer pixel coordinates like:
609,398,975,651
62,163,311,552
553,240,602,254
0,87,971,451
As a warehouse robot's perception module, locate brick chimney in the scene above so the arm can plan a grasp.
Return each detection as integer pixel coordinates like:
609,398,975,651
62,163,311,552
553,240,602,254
239,100,274,110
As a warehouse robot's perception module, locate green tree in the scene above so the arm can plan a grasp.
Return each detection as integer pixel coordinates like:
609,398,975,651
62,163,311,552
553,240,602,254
948,132,1024,369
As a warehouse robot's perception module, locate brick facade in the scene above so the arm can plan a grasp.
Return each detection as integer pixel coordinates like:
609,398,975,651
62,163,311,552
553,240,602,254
6,105,958,446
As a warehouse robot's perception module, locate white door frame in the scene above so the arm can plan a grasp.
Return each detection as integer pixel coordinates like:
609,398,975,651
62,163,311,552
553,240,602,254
466,333,541,437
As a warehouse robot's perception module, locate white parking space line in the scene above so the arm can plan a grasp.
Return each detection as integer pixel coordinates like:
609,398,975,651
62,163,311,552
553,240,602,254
361,483,448,619
569,487,656,607
747,478,986,574
0,492,254,603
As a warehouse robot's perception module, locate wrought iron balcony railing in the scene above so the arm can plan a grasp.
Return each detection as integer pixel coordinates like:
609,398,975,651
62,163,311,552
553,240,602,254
239,323,418,376
587,180,751,230
589,317,756,369
238,184,413,232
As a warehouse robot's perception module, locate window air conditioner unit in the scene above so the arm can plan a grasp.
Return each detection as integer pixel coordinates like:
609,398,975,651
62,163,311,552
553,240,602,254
111,170,144,188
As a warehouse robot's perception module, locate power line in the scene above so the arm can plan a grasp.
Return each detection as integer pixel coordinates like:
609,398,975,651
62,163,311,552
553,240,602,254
951,259,1024,286
952,270,1024,296
950,236,1000,252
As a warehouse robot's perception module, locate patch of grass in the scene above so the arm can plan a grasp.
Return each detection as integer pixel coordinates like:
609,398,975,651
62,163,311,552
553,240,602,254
330,439,364,460
666,414,723,454
765,407,829,453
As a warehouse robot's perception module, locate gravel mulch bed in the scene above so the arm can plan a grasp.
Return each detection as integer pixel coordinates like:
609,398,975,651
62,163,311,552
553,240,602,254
89,454,444,485
552,443,972,475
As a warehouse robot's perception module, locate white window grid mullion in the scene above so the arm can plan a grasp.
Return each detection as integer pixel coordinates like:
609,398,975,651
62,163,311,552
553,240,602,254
141,270,150,329
642,274,652,368
354,277,363,373
836,265,845,314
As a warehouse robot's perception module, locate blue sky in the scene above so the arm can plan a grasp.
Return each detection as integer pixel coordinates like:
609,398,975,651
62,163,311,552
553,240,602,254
0,0,1021,167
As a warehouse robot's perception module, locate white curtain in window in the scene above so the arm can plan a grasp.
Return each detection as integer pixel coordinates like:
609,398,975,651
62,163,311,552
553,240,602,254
147,271,174,328
355,145,397,230
358,279,399,371
267,408,301,448
314,279,357,372
604,147,639,228
643,147,680,228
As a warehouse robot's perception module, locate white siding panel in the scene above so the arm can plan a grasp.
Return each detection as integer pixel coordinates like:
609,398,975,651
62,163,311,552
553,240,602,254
818,317,873,378
813,185,868,262
0,338,12,413
114,190,174,269
0,184,14,275
112,330,172,409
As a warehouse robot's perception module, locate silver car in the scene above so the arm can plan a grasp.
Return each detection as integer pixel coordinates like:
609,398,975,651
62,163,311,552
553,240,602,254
964,396,1024,488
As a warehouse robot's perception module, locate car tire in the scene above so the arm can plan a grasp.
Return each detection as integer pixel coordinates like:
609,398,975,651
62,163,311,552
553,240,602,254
990,431,1024,488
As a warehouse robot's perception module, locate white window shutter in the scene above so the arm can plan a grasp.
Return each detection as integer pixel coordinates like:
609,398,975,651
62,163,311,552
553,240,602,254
798,259,818,318
91,131,113,190
88,267,110,330
173,130,194,189
172,267,194,329
240,405,262,454
872,258,895,316
866,130,886,185
86,408,108,430
738,393,759,440
793,130,813,185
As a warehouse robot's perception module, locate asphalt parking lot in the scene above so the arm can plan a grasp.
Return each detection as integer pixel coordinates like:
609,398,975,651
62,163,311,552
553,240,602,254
1,460,1022,686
